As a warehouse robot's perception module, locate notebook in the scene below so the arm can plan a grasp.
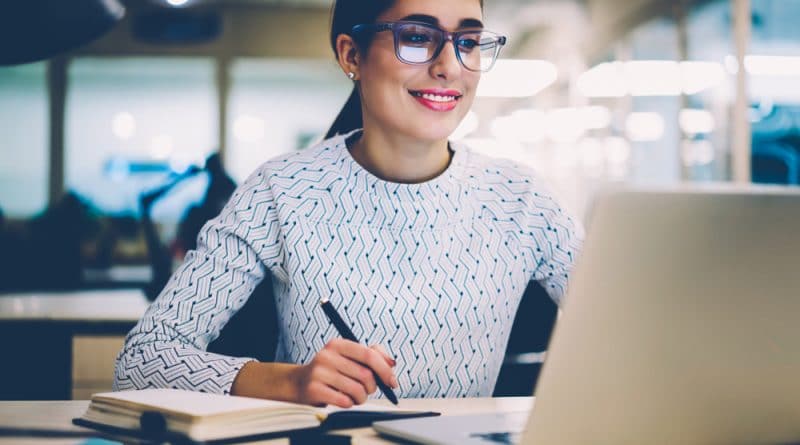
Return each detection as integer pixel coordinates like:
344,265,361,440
73,388,438,443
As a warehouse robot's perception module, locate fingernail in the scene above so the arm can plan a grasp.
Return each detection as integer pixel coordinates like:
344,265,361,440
391,376,399,388
389,358,397,367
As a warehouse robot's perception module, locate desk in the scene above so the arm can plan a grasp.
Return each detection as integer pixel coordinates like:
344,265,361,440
0,397,533,444
0,289,150,400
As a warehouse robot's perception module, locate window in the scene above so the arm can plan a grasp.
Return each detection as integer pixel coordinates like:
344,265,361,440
65,57,216,221
226,59,351,182
746,0,800,185
0,62,48,217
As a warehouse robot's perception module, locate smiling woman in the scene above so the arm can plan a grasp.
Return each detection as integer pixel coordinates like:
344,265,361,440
114,0,583,408
331,0,488,162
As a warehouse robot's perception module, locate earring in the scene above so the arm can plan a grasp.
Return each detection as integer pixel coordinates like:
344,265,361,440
347,72,356,80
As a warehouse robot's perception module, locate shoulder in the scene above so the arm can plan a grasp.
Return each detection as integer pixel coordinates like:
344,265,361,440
222,136,347,212
232,135,348,197
452,141,551,200
253,135,346,179
453,141,581,233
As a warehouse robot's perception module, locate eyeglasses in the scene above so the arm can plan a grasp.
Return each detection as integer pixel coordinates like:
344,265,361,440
351,21,507,73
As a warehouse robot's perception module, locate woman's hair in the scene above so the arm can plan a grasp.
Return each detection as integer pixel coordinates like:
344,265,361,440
324,0,484,139
325,0,395,139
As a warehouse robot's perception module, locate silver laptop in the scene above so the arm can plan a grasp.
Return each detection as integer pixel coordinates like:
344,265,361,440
374,185,800,445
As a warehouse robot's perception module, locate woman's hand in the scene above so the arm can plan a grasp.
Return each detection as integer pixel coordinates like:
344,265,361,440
290,339,398,408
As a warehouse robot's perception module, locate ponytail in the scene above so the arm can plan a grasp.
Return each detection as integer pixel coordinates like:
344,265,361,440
325,0,393,140
325,86,363,139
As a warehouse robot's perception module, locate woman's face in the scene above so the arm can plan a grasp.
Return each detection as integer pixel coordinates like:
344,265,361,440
357,0,484,143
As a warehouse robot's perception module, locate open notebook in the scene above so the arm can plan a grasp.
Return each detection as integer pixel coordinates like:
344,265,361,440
73,389,438,443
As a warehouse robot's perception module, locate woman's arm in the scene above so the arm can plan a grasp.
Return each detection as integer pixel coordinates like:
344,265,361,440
526,185,584,305
114,168,283,395
114,165,398,406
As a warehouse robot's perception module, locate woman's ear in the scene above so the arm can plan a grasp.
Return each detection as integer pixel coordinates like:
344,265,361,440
335,34,360,80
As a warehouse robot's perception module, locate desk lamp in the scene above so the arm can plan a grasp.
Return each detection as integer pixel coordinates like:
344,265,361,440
0,0,125,66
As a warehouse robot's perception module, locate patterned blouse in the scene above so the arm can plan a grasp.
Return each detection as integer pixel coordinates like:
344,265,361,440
114,130,583,398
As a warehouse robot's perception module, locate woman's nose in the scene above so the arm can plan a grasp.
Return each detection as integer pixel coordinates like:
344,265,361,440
429,40,462,80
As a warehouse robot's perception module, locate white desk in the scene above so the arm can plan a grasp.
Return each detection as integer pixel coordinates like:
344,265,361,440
0,289,149,322
0,397,533,444
0,289,150,400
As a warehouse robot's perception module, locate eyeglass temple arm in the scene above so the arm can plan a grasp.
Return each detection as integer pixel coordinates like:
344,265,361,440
351,23,392,34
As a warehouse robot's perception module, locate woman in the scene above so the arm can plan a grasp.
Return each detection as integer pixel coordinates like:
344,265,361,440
114,0,582,408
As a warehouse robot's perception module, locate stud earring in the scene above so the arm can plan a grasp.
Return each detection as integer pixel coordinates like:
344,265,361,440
347,72,356,80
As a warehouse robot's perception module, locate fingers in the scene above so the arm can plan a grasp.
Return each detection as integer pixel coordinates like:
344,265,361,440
370,344,397,367
298,340,399,408
304,379,354,408
313,360,371,405
329,339,398,389
326,350,378,395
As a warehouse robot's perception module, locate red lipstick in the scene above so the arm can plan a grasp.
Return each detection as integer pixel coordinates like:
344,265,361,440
409,88,462,112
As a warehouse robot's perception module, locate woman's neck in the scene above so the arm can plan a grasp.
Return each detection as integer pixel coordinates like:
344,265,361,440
348,129,452,184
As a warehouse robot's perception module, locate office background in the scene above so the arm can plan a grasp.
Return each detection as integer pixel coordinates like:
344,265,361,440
0,0,798,400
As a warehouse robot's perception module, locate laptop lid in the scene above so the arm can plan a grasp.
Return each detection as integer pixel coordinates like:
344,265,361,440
524,186,800,444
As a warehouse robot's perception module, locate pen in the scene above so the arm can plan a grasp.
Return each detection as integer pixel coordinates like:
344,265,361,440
319,298,399,405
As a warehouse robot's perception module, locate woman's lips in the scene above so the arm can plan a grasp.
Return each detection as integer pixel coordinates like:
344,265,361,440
409,89,462,112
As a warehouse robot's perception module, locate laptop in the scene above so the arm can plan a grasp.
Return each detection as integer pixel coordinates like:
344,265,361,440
374,185,800,444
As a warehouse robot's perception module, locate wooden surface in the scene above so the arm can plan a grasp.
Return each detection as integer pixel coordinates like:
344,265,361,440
0,397,533,444
71,336,126,400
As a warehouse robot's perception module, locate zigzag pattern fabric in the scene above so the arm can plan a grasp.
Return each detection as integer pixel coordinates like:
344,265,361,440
115,130,582,398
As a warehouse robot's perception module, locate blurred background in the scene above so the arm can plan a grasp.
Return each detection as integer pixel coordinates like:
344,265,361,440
0,0,797,400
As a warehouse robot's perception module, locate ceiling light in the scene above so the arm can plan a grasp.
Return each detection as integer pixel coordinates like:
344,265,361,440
679,109,715,135
112,112,136,140
626,61,682,96
477,59,557,98
578,61,725,97
576,62,626,98
546,109,586,143
743,55,800,77
490,110,546,143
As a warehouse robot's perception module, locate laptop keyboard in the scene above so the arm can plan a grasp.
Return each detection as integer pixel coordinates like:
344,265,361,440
469,431,521,444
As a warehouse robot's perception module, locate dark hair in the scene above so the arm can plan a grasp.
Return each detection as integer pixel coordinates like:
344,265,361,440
324,0,485,139
325,0,394,139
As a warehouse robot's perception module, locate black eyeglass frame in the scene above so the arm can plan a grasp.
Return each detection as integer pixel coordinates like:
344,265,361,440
350,21,508,73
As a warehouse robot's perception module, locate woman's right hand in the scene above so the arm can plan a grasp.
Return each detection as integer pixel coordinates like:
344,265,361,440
290,339,398,408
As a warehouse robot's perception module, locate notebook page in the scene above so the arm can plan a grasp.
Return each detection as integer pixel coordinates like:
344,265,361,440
322,402,402,415
92,389,313,418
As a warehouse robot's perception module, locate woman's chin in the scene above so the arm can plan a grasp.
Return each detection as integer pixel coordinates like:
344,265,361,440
409,121,461,142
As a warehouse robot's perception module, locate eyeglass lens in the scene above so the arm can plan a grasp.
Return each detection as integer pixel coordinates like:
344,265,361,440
394,23,500,72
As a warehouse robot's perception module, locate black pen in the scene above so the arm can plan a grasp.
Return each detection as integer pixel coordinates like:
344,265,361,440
319,298,399,405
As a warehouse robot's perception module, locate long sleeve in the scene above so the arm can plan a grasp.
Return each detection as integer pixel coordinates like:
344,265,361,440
524,183,584,306
114,168,285,394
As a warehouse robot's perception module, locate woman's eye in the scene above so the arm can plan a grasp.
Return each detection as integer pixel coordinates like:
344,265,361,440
458,39,479,50
404,33,431,44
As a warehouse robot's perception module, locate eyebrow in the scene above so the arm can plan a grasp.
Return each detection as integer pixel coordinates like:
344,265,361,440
399,14,484,30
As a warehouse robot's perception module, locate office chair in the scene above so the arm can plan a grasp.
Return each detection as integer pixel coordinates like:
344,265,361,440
493,281,558,396
206,273,279,362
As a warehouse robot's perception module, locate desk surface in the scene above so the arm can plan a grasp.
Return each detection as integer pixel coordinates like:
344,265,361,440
0,289,149,322
0,397,533,444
